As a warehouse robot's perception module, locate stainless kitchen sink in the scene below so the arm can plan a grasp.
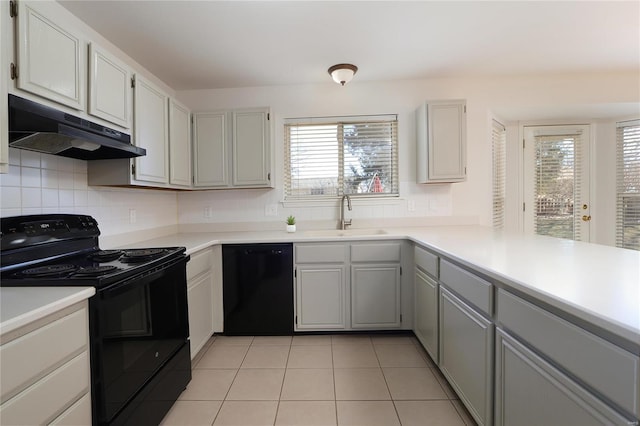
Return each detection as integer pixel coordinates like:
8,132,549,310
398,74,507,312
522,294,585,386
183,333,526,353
302,229,388,237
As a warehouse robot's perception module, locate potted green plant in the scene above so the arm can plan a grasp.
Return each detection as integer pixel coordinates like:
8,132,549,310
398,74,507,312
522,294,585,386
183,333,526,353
286,215,296,233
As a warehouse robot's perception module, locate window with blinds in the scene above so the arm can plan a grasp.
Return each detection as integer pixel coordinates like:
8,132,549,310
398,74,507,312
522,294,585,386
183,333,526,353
533,131,583,240
284,116,398,199
492,120,506,229
616,120,640,250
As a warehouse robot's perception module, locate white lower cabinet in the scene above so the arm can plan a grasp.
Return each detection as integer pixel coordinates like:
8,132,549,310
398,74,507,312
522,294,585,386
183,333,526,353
294,241,405,332
414,268,438,362
296,265,347,329
439,286,493,426
351,264,400,328
495,329,631,426
186,247,215,358
0,301,91,425
497,288,639,422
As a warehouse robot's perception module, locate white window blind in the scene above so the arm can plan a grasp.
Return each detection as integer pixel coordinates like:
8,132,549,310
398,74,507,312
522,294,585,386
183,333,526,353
492,119,506,229
616,120,640,250
285,116,398,199
533,131,583,240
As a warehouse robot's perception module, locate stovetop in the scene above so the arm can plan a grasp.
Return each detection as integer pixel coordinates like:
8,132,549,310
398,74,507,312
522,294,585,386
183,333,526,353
1,246,186,287
0,214,187,288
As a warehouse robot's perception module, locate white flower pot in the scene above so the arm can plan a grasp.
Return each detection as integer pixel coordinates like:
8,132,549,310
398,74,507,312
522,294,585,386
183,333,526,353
286,224,296,233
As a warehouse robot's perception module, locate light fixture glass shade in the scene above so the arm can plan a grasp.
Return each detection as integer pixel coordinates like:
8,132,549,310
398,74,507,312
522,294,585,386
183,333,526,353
328,64,358,86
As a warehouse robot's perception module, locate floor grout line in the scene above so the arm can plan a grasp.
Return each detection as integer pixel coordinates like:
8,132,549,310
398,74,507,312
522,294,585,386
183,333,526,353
180,334,476,425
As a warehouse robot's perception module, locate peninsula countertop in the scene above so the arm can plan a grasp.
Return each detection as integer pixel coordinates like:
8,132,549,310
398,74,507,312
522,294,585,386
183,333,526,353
117,225,640,348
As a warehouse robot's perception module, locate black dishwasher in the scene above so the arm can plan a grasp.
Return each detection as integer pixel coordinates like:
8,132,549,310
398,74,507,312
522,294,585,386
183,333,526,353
222,243,294,335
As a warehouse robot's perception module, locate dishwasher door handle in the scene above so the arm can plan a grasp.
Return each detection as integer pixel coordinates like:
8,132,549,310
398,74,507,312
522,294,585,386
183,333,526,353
243,249,283,255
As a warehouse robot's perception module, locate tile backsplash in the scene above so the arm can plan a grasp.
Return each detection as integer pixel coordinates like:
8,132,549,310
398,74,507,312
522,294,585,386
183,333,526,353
0,148,178,236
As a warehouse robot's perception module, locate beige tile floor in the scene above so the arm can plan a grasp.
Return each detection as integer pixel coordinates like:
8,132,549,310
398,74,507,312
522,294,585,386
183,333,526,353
160,334,477,426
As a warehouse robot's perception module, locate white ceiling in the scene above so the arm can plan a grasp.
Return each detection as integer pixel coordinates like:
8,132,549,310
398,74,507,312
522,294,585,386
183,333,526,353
58,1,640,91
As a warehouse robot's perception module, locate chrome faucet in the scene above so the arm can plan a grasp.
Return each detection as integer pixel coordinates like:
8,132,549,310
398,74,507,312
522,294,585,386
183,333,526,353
339,195,352,230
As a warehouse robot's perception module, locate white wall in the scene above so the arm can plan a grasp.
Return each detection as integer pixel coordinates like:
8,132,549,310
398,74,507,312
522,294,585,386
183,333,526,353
176,72,639,236
0,148,177,237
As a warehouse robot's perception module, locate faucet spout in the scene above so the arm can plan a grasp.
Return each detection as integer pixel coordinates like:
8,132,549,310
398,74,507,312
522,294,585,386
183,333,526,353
339,195,353,230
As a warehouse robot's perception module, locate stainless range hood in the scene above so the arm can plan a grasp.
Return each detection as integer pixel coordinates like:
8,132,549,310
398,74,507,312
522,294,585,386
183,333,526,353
8,94,146,160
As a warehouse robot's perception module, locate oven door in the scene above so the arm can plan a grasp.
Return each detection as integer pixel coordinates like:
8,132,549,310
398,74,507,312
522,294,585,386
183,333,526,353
90,256,190,425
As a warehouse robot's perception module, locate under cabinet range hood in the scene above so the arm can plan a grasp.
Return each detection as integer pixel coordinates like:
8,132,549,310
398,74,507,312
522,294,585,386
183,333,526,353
7,94,146,160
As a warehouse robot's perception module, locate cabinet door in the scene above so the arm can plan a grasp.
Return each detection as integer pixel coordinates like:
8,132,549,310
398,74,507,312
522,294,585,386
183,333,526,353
133,75,169,184
193,112,229,187
416,100,466,183
439,286,493,426
0,0,8,173
414,268,438,362
88,43,130,128
187,272,214,359
296,265,346,330
351,264,401,329
16,1,84,110
232,109,271,187
169,99,192,187
495,329,632,426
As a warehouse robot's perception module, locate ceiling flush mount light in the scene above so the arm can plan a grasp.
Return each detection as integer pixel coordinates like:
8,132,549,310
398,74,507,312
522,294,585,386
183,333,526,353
328,64,358,86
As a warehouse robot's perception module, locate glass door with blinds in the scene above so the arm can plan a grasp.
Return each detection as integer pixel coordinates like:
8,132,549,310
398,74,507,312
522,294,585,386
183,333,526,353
523,125,591,242
616,120,640,250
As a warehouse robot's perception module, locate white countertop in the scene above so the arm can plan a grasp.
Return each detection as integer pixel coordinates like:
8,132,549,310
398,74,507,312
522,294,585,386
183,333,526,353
0,287,95,336
123,225,640,347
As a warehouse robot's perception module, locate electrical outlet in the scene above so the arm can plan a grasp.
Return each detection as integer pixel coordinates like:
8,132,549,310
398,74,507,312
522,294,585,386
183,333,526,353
129,209,137,224
265,204,278,217
204,206,212,218
407,199,416,212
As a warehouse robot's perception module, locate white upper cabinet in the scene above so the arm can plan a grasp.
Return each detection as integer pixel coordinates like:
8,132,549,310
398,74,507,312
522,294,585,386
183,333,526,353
1,0,9,173
193,108,272,189
14,0,85,110
168,99,191,187
193,111,229,187
88,43,131,128
416,99,467,183
133,74,169,184
232,109,271,187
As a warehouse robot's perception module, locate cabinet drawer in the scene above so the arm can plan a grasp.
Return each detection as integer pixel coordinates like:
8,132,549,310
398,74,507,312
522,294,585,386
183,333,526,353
351,243,401,263
415,245,438,277
440,260,492,315
187,247,213,281
497,289,639,418
49,392,91,426
0,307,88,402
296,244,346,263
496,329,632,426
0,351,90,426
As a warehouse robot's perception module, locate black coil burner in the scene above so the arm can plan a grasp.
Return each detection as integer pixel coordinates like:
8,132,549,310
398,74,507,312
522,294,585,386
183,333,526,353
121,248,166,263
22,264,78,277
74,265,119,277
90,250,124,262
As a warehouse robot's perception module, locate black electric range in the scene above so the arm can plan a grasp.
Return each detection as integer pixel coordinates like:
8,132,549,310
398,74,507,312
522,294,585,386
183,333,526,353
0,214,191,426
